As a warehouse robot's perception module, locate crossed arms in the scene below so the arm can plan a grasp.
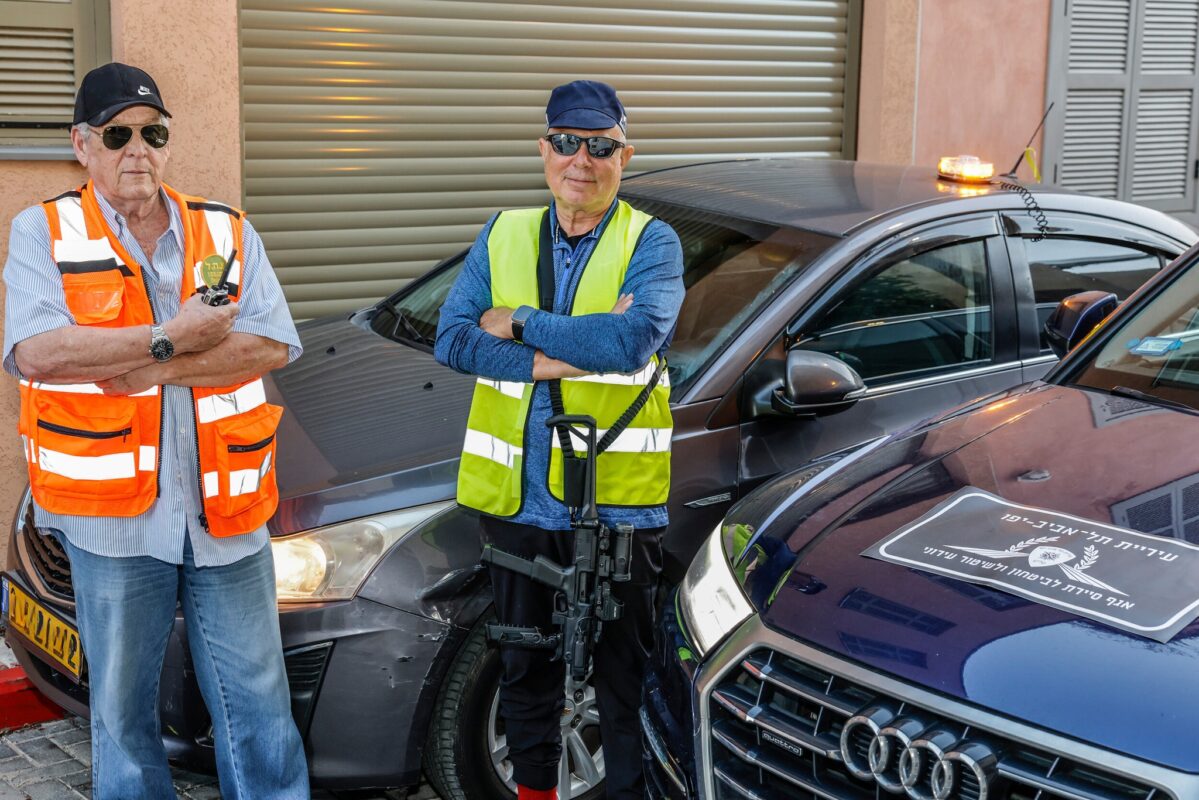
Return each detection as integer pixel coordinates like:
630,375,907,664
5,211,291,396
434,217,684,382
14,293,286,395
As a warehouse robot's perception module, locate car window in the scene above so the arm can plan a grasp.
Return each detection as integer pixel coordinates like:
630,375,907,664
660,217,831,390
370,255,464,346
375,201,838,396
1070,257,1199,411
795,239,993,385
1024,237,1162,352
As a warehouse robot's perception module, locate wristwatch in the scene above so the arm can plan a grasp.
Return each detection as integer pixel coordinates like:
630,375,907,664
149,324,175,363
510,305,535,344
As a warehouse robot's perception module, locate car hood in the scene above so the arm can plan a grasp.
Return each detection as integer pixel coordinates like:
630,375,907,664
738,382,1199,772
265,313,473,534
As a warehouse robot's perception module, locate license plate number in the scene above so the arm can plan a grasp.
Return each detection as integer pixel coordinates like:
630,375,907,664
2,575,82,681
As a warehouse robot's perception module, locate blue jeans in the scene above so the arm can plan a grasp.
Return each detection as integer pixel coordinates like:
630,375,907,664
60,534,309,800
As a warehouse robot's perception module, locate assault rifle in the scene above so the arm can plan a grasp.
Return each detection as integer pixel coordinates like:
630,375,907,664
480,414,632,683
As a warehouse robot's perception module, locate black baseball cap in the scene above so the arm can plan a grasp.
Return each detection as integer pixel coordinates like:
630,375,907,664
545,80,627,133
73,62,171,126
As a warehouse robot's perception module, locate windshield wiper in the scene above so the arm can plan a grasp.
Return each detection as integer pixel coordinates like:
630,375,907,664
1109,385,1199,415
378,299,433,346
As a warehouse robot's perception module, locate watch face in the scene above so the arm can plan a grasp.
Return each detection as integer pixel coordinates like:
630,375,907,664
150,337,174,362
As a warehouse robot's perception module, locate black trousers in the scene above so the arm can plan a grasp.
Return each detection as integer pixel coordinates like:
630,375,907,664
481,515,664,800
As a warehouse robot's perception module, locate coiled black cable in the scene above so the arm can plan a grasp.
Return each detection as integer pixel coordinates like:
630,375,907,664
993,179,1050,241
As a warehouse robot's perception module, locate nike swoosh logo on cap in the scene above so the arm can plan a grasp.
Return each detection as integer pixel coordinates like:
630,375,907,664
137,86,152,96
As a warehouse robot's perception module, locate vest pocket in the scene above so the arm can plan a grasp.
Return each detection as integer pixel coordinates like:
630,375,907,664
32,403,141,499
62,270,125,325
212,403,283,518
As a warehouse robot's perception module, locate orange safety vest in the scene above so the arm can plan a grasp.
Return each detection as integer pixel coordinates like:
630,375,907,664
17,180,283,537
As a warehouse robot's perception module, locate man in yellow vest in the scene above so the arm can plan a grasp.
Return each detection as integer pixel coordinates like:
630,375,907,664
2,63,307,798
436,81,685,800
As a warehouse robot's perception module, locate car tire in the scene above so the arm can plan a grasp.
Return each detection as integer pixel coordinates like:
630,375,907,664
423,612,606,800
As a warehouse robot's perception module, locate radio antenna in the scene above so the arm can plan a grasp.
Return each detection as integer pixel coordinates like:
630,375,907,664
1003,102,1055,178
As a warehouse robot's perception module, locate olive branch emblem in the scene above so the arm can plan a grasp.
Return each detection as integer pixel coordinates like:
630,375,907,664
1056,545,1125,594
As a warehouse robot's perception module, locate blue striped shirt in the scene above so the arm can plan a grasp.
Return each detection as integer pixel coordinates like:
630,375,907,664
2,188,301,567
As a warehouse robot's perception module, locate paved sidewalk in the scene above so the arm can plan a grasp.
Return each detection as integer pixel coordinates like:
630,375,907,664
0,714,435,799
0,715,235,800
0,642,437,799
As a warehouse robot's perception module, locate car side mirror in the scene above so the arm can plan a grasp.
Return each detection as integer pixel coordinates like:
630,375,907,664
770,349,867,417
1044,291,1119,358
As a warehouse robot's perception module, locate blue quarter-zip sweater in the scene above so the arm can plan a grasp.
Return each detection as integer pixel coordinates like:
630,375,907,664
435,200,684,531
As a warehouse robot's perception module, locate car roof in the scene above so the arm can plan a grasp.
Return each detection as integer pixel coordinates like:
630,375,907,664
620,157,1090,238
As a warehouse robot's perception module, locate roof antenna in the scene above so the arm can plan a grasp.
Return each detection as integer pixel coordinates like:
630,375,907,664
1002,102,1055,179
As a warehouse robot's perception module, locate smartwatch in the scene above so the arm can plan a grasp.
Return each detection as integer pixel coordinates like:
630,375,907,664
510,305,535,344
149,324,175,363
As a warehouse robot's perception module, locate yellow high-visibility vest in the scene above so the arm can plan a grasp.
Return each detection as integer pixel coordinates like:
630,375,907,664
457,201,672,517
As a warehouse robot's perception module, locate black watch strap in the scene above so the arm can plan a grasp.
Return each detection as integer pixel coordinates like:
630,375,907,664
511,305,535,344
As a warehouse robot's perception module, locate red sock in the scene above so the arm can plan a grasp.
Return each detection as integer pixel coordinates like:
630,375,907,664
517,785,557,800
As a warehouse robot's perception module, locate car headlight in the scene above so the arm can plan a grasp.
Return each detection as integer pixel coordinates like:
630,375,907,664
271,501,453,602
676,523,755,658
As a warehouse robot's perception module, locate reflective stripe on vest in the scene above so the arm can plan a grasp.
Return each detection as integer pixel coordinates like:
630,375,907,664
456,201,673,516
22,181,281,534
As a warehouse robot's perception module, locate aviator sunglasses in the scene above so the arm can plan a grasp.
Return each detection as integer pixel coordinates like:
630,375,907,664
544,133,626,159
98,123,170,151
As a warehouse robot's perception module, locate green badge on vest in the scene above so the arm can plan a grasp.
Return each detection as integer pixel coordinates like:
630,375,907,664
200,254,226,287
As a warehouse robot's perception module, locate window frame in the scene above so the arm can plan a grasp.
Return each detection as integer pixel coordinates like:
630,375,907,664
785,213,1019,391
0,0,111,152
1002,211,1186,362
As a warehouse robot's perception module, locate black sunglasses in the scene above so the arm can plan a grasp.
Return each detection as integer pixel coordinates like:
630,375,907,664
99,124,170,151
544,133,626,159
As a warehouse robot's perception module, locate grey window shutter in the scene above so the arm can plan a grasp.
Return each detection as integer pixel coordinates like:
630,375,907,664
1045,0,1198,213
0,0,110,145
239,0,861,320
1048,0,1134,199
1128,0,1198,211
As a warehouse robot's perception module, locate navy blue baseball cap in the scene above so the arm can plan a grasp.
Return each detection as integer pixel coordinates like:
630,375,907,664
545,80,627,133
73,62,171,126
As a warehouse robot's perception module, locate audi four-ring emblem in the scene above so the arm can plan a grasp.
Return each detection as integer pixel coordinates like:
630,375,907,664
840,708,999,800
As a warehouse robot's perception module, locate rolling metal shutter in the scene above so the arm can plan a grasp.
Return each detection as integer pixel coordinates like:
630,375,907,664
1045,0,1199,213
239,0,860,319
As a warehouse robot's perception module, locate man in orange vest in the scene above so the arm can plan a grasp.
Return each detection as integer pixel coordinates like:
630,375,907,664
2,63,307,798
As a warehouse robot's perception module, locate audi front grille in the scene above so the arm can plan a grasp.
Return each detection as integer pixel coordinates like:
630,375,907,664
704,645,1174,800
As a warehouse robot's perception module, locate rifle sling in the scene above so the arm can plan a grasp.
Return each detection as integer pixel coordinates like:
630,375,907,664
536,210,663,461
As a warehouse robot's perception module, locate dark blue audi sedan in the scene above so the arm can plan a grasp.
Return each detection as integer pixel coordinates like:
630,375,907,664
4,158,1196,799
643,240,1199,800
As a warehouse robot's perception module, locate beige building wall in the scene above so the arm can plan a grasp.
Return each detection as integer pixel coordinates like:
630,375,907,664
856,0,921,165
0,0,243,565
859,0,1053,182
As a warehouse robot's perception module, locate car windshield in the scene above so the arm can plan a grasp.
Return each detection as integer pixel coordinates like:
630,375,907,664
1069,254,1199,413
371,196,837,394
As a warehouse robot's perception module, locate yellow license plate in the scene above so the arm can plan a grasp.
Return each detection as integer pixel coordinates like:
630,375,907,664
3,578,82,681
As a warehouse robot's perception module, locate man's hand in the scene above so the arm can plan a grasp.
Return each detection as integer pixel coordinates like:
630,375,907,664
97,365,161,397
480,306,515,339
164,294,239,354
480,295,633,340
